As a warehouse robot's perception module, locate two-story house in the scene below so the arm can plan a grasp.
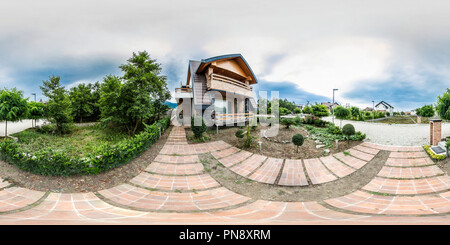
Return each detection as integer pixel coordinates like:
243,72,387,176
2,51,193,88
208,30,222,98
375,101,394,116
174,54,257,126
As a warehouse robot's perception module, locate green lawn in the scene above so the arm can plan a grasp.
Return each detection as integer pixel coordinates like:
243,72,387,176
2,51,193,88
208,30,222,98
12,125,130,158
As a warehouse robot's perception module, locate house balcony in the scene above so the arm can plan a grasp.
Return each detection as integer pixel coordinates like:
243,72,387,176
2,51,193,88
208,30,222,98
208,73,254,98
174,87,193,99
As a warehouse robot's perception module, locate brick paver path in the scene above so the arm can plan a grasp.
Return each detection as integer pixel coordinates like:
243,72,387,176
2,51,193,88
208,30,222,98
0,127,448,224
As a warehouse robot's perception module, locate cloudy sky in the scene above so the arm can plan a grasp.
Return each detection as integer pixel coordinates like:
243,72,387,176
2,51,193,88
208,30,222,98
1,0,449,111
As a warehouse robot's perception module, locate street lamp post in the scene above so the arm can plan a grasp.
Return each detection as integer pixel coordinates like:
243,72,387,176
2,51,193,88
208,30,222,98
332,89,338,124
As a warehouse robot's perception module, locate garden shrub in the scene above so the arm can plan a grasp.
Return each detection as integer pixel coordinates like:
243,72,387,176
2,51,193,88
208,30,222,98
191,116,207,139
424,145,446,161
235,129,245,139
342,124,355,136
304,116,313,124
242,125,255,149
342,124,355,143
313,119,327,127
36,124,57,134
292,134,304,153
303,123,365,148
327,124,342,135
280,117,295,128
293,116,303,126
0,117,171,176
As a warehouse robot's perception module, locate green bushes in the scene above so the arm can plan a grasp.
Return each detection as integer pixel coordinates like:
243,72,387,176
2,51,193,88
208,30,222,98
423,145,446,161
436,89,450,120
191,116,207,139
292,134,304,153
302,116,328,127
280,117,295,128
235,129,245,139
327,124,342,135
342,124,356,143
303,123,365,147
0,117,170,176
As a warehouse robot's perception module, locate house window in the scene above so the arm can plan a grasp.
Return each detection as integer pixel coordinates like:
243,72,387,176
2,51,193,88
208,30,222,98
234,98,238,114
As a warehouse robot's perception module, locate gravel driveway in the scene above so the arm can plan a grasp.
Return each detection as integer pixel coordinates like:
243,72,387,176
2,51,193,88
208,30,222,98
323,117,450,146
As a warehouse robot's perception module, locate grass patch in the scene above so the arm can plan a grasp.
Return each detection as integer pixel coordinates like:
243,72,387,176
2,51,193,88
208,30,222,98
12,125,130,158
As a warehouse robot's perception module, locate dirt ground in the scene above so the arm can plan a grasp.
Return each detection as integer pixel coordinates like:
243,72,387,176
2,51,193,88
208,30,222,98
186,125,361,159
0,126,172,193
199,150,390,202
437,158,450,174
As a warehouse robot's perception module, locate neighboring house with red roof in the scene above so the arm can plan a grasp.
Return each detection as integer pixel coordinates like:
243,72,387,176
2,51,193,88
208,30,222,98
174,54,257,126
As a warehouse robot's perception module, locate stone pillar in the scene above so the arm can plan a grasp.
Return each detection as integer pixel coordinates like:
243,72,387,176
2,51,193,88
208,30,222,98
430,119,442,146
417,116,422,124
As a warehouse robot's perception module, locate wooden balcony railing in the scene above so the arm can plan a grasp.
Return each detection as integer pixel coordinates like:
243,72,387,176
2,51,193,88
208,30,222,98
175,87,193,93
211,74,252,91
214,113,254,124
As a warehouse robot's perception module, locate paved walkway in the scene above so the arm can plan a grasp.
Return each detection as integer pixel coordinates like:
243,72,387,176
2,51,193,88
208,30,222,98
0,126,448,224
323,117,450,146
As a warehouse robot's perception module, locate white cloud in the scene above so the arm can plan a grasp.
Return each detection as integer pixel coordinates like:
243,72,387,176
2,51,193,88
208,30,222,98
261,37,392,99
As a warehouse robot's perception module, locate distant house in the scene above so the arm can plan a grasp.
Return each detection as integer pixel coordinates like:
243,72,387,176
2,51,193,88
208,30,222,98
321,102,339,112
296,104,304,110
174,54,257,126
363,107,374,112
375,101,394,116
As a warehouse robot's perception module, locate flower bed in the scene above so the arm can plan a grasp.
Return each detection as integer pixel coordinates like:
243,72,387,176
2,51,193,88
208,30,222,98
0,117,170,176
303,124,366,148
423,145,446,161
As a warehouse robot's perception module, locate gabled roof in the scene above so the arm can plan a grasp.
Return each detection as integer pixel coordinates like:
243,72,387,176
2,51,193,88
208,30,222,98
375,101,394,108
195,54,258,84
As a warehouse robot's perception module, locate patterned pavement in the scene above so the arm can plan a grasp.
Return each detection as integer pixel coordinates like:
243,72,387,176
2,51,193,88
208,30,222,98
0,126,448,224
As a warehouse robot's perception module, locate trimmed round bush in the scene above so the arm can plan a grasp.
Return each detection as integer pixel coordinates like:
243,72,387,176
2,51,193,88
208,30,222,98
342,124,355,144
292,133,304,152
342,124,355,136
235,129,245,139
191,116,207,139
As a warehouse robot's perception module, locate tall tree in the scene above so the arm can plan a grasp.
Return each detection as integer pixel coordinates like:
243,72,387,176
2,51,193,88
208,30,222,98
311,104,330,118
89,81,101,121
334,106,350,128
40,75,72,134
350,107,360,120
69,83,93,123
98,75,123,125
436,89,450,120
416,104,435,117
118,51,169,136
28,101,45,128
0,88,29,137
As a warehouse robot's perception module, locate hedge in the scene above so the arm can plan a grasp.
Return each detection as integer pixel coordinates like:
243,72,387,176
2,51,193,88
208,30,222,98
0,117,171,176
423,145,446,161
